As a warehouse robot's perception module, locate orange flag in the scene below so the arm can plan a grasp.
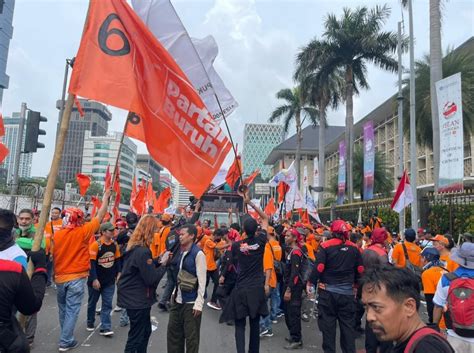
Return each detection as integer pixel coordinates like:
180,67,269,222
68,0,231,197
0,143,8,164
277,182,290,203
154,187,171,214
225,156,242,189
113,166,121,207
76,173,91,196
130,177,137,211
0,112,5,137
243,169,260,186
90,196,101,218
74,97,85,118
112,206,120,222
146,180,155,211
264,197,277,216
104,165,111,191
299,209,310,224
132,185,146,216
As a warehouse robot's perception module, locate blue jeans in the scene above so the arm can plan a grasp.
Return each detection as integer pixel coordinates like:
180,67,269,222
87,283,115,330
57,277,86,347
260,285,280,330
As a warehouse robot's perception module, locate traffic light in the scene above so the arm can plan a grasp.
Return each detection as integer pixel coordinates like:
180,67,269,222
24,110,47,153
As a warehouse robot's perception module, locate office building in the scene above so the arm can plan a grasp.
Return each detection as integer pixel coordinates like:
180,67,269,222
82,131,137,192
0,113,33,182
173,182,193,208
136,154,162,185
57,99,111,183
0,0,15,104
243,123,285,180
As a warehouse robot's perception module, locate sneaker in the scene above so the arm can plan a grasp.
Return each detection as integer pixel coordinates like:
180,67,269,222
276,312,285,318
271,319,278,324
206,302,222,311
113,306,122,312
259,328,269,337
86,324,95,332
99,329,114,337
261,329,273,337
301,313,310,322
58,340,79,352
284,341,303,350
95,307,101,315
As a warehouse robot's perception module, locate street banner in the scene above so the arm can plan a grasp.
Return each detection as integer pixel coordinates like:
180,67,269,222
436,72,464,192
313,156,319,204
337,141,346,205
68,0,231,198
363,120,375,200
132,0,238,122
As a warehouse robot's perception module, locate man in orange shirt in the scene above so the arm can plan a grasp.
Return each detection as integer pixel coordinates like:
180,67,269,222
53,189,110,351
44,207,63,287
391,228,422,269
432,234,459,272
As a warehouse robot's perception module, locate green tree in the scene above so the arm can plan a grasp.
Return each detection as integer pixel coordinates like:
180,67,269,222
329,146,393,201
315,5,399,202
268,86,318,186
402,49,474,147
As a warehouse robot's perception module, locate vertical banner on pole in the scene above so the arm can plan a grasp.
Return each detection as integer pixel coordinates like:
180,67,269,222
313,156,319,205
436,72,464,193
363,121,375,200
337,141,346,205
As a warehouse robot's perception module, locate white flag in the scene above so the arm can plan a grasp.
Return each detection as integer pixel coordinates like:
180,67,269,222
132,0,238,121
391,171,414,213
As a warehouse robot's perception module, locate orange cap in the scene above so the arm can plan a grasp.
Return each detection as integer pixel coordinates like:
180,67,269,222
432,234,449,245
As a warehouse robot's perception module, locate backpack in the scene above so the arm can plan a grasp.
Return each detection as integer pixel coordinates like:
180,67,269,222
402,243,422,278
404,327,454,353
444,273,474,338
299,245,316,283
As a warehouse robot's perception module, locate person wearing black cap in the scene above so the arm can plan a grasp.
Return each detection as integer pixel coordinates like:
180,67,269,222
220,190,269,353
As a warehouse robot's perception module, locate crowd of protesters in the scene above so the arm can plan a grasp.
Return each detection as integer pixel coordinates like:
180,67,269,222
0,186,473,353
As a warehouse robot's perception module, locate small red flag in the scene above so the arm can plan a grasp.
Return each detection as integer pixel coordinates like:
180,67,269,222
104,165,111,191
243,169,260,187
132,183,146,215
0,113,5,137
74,97,85,118
146,180,155,210
76,173,91,196
277,182,290,203
0,143,9,164
264,197,277,216
154,187,171,214
225,156,242,189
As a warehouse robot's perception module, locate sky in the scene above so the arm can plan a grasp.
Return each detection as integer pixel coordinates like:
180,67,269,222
4,0,474,178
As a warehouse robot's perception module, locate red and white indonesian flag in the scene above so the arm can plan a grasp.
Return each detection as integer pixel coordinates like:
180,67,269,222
391,171,414,213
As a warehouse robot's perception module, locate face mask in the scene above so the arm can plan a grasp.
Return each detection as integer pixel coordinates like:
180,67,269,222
19,225,30,231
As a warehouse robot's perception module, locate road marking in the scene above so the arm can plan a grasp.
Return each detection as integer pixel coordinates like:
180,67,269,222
81,308,116,346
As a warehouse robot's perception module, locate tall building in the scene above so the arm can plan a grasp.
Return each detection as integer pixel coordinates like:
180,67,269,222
136,154,162,185
81,131,137,192
173,182,193,208
0,0,15,103
243,123,285,180
57,99,111,183
0,113,33,182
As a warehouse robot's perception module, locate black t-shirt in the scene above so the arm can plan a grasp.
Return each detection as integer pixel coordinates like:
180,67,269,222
232,230,267,288
96,241,120,287
390,330,454,353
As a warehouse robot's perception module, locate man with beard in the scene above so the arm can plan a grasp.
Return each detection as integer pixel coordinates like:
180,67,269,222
361,266,454,353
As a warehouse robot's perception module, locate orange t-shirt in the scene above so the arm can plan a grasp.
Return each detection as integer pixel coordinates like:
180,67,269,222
44,219,63,255
268,239,282,261
203,238,217,271
392,242,422,268
305,243,316,261
263,243,278,288
151,226,171,258
196,234,210,250
440,254,459,272
53,218,100,284
306,233,319,253
421,266,446,294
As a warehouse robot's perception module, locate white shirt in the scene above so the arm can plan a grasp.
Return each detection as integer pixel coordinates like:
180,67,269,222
174,249,207,312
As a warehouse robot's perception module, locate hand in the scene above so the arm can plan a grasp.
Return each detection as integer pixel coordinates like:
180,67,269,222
192,309,202,318
284,290,291,302
219,276,225,285
30,249,47,269
238,187,251,204
102,188,112,203
92,279,101,290
264,284,270,297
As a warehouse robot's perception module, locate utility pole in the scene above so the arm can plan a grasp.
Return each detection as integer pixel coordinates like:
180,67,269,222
9,102,27,211
397,21,405,235
408,0,419,229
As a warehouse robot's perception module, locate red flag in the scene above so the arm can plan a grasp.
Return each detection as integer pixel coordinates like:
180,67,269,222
154,187,171,214
277,182,290,203
286,210,292,220
76,173,91,196
0,143,8,164
132,186,146,216
68,0,231,197
225,156,242,189
104,165,111,191
146,180,155,210
264,197,277,216
0,113,5,137
130,177,137,211
90,196,101,218
243,169,260,186
391,170,414,213
112,206,120,222
299,209,309,224
74,97,85,118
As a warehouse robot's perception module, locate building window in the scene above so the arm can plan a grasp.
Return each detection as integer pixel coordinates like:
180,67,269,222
92,168,106,174
93,160,109,166
93,152,109,158
94,143,110,150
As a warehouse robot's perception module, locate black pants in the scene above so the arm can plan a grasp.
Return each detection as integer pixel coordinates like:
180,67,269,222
167,303,202,353
365,321,392,353
425,294,434,324
283,285,303,343
125,308,151,353
206,270,219,303
235,316,260,353
354,297,365,330
0,318,29,353
317,290,355,353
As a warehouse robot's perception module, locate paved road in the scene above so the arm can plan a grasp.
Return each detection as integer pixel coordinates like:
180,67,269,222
33,285,367,353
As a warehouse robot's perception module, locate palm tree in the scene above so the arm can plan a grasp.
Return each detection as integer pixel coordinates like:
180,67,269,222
402,49,474,147
268,86,319,187
330,146,394,201
402,0,443,189
316,5,399,202
295,39,345,207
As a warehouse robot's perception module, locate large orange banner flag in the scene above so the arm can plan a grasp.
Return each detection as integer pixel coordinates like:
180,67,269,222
68,0,231,197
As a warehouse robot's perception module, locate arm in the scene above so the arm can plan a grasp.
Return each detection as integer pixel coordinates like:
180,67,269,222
188,201,202,224
433,306,444,325
311,246,326,284
241,190,268,231
95,189,111,223
193,251,207,315
15,268,47,316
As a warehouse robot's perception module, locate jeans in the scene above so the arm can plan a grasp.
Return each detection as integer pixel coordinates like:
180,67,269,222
87,283,115,330
159,268,176,305
260,286,280,330
235,316,260,353
56,277,86,347
167,303,202,353
120,308,130,326
125,308,151,353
